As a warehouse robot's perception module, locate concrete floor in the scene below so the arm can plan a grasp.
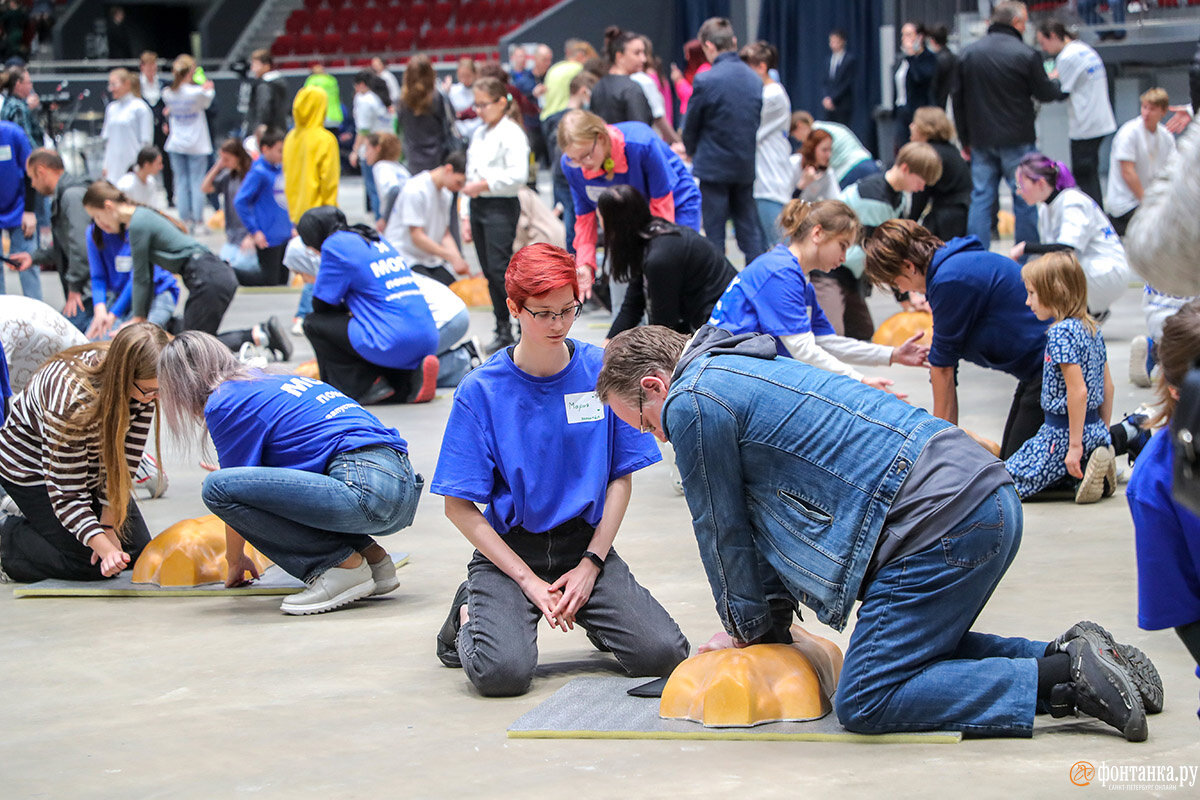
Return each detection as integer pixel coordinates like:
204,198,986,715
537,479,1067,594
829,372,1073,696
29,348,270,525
1,181,1196,799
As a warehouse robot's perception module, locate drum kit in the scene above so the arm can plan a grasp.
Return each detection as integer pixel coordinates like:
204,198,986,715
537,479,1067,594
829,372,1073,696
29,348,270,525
39,83,106,179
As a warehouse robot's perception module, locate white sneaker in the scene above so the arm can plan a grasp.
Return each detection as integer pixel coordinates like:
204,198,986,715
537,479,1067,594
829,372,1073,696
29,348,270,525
1129,336,1151,388
1077,446,1116,504
238,342,270,368
291,317,304,337
134,454,168,499
280,560,375,615
0,493,20,517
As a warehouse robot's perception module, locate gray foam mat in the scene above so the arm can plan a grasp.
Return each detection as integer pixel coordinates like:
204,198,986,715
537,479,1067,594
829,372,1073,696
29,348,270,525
13,554,409,597
508,676,961,743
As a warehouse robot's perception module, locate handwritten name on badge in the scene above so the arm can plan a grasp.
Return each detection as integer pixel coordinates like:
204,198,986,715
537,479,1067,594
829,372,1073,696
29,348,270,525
565,391,604,424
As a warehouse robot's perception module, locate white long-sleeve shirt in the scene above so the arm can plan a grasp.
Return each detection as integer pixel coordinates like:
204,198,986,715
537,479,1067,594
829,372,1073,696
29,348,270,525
1038,187,1130,314
162,83,215,155
466,116,529,198
102,94,154,180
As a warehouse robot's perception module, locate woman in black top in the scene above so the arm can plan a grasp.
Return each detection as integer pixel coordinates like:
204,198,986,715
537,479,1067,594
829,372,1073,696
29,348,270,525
909,106,971,240
398,55,453,173
589,27,654,126
598,184,736,339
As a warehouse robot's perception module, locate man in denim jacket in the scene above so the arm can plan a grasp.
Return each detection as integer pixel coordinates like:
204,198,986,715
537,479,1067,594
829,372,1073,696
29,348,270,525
598,325,1158,741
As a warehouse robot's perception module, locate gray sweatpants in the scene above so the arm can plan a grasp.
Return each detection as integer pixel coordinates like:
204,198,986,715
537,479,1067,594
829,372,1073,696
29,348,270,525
456,519,690,697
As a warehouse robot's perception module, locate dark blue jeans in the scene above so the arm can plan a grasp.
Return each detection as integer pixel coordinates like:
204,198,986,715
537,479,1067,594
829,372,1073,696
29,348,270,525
835,485,1046,737
699,180,764,263
202,445,422,582
967,143,1040,251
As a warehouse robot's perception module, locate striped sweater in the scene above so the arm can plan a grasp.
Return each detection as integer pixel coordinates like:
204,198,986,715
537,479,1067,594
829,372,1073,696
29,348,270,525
0,353,154,545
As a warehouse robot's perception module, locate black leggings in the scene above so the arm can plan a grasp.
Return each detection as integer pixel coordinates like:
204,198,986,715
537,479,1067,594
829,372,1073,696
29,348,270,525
180,251,238,334
469,196,520,339
302,308,417,401
0,477,150,582
1000,372,1045,460
232,243,288,286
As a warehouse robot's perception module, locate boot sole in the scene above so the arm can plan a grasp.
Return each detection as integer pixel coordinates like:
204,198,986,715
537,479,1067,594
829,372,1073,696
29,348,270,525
1072,628,1149,742
1070,621,1164,714
280,576,375,615
1076,446,1115,504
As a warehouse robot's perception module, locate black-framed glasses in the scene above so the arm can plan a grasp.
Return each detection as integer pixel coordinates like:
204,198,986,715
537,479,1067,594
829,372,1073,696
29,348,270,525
133,381,159,400
564,138,600,168
638,387,650,434
472,97,501,110
524,303,583,323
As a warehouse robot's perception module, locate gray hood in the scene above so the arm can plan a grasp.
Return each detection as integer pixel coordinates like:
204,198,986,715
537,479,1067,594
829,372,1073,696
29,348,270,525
671,324,778,382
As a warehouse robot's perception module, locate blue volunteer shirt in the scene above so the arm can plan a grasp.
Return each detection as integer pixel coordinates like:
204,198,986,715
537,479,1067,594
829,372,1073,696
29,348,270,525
205,373,407,473
707,244,835,357
926,236,1049,382
233,157,292,247
313,230,438,370
87,224,180,318
0,342,10,422
0,121,32,229
431,340,660,534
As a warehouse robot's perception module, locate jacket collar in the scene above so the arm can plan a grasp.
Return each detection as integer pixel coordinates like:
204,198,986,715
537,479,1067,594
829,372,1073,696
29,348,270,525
986,23,1024,40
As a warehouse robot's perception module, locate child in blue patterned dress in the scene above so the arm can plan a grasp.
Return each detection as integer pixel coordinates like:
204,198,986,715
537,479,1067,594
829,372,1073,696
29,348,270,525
1005,251,1116,503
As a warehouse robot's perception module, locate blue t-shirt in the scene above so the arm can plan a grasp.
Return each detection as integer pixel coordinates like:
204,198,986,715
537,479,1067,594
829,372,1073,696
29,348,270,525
926,236,1049,382
233,157,292,247
1041,317,1107,415
707,244,835,357
0,342,10,422
562,120,701,223
431,340,661,534
0,121,32,229
87,224,180,318
313,231,438,370
205,373,408,473
1126,427,1200,632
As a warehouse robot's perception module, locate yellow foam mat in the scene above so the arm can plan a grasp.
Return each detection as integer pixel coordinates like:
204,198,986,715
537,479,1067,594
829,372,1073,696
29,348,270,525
507,677,961,743
13,554,409,598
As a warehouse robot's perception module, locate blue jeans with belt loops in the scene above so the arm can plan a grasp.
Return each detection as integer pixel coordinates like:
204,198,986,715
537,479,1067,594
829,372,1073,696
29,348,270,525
202,444,422,582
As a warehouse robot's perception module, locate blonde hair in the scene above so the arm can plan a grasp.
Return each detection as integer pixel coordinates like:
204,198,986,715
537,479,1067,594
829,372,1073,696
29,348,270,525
110,68,140,98
52,324,170,540
170,54,196,90
910,106,955,143
557,108,609,151
1021,251,1097,333
778,199,860,245
895,142,943,184
1141,87,1169,111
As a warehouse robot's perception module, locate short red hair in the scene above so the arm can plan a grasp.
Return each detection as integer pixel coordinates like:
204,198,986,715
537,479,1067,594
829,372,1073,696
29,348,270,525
505,243,580,309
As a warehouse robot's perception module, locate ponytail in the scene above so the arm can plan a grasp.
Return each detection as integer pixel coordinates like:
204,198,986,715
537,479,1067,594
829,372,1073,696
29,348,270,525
82,180,189,246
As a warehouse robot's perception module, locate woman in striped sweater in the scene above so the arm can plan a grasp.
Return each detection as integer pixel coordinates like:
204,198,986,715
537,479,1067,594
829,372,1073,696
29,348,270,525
0,323,169,582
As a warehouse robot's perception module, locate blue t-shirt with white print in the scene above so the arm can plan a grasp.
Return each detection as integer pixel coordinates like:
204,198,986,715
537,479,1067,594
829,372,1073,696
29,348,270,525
87,224,180,318
313,230,438,370
431,340,660,535
206,373,407,473
708,244,835,357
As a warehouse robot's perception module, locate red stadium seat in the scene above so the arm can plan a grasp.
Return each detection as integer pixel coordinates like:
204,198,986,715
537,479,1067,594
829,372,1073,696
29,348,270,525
285,13,305,35
297,33,319,54
369,30,390,53
395,29,416,51
310,8,334,32
271,35,295,57
321,31,341,52
303,0,323,11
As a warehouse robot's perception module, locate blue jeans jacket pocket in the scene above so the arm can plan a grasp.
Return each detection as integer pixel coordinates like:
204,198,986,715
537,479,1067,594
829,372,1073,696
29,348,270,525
940,495,1005,568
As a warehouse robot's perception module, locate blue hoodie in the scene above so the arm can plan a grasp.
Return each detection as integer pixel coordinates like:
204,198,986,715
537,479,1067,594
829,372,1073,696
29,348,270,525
0,121,32,229
87,224,180,318
234,157,292,247
926,236,1049,382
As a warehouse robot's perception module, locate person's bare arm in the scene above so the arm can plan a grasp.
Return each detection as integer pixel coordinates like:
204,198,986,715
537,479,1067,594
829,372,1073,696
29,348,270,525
200,159,224,195
1119,160,1144,201
930,365,958,424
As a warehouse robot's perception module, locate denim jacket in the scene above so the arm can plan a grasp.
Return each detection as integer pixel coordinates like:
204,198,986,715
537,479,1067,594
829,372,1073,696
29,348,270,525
662,350,951,636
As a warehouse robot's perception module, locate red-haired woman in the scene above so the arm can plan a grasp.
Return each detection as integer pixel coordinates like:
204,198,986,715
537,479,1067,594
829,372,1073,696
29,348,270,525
430,243,688,697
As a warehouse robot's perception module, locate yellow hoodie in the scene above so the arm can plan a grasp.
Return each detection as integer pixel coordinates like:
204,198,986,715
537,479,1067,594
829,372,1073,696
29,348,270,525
282,86,340,222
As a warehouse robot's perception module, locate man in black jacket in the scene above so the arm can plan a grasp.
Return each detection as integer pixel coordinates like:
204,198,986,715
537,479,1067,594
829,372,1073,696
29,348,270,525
682,17,764,264
952,0,1064,249
24,149,91,330
821,29,855,126
242,50,290,137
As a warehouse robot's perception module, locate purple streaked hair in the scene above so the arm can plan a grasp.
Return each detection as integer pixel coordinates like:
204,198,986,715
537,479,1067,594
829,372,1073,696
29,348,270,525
1018,152,1076,191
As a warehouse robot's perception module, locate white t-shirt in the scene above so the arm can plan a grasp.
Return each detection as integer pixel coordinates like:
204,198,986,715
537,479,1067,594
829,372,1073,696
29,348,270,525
1039,187,1130,313
412,272,465,328
377,69,401,106
1105,117,1177,217
754,82,794,204
353,91,394,135
1054,39,1116,140
630,71,666,120
115,172,161,209
162,83,215,155
388,170,453,266
372,160,411,210
101,95,154,180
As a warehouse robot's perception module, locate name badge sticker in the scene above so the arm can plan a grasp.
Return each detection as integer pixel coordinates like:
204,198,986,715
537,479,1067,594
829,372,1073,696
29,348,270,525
115,255,133,272
565,391,605,424
0,145,11,161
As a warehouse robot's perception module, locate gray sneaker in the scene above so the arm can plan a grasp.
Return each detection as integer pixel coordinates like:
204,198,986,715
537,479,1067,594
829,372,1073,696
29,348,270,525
368,555,400,596
1076,446,1115,504
1052,620,1164,714
280,561,375,615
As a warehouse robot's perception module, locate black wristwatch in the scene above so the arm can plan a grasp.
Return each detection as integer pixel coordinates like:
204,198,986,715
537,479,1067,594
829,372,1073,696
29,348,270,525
582,550,605,573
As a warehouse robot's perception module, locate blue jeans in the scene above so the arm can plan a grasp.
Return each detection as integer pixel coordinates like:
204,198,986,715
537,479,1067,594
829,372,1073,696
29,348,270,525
437,308,471,388
699,180,764,263
296,282,314,319
835,485,1046,736
114,290,176,330
1,226,43,300
201,444,423,582
967,143,1039,251
169,151,210,226
362,157,379,219
1079,0,1124,24
220,241,259,272
755,198,784,248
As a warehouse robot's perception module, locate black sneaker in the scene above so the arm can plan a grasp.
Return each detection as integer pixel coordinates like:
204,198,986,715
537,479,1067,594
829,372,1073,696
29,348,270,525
262,316,293,362
436,581,469,668
1052,620,1164,714
359,377,396,406
1060,627,1149,741
483,333,514,355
